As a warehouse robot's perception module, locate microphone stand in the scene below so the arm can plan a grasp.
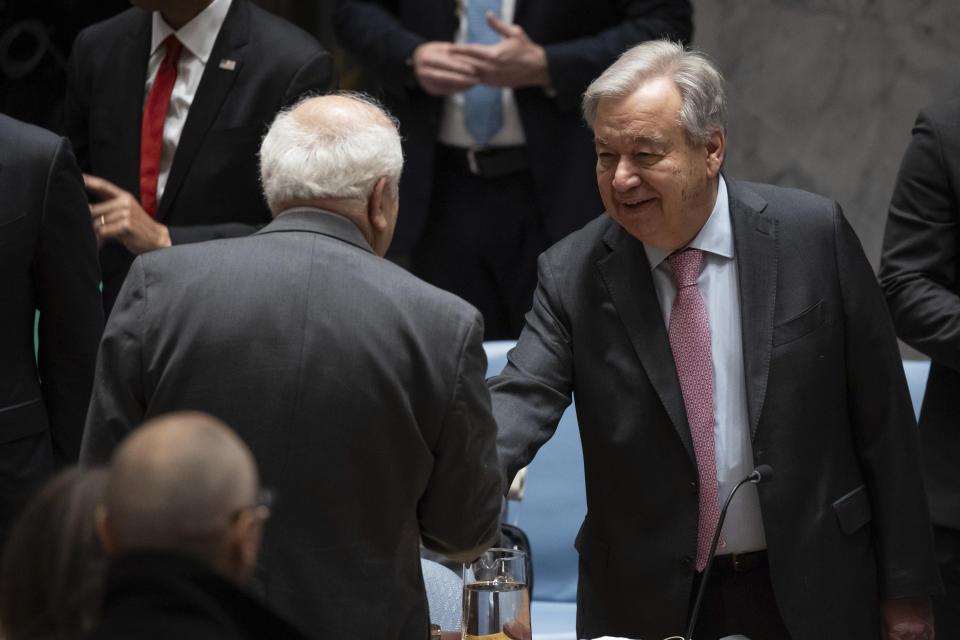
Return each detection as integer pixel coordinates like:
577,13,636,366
683,465,773,640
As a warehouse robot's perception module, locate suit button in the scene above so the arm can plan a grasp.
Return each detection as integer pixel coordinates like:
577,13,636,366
690,481,698,495
681,555,694,575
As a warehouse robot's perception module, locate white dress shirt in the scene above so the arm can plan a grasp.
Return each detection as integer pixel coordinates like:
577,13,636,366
644,176,767,555
437,0,526,148
146,0,232,203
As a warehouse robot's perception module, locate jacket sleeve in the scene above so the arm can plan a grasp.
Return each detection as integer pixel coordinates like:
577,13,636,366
879,106,960,371
418,312,503,562
489,252,574,490
36,137,103,465
80,258,150,465
63,28,91,171
836,206,942,598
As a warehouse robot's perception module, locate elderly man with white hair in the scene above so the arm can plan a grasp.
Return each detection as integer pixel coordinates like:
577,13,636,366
81,92,503,639
490,41,940,639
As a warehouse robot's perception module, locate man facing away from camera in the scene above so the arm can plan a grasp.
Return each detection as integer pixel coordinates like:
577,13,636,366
88,411,308,639
81,93,503,639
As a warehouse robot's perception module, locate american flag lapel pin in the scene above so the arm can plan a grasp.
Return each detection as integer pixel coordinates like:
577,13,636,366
219,58,237,71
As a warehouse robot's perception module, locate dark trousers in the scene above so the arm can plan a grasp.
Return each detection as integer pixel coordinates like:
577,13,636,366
933,525,960,637
689,552,792,640
411,145,547,341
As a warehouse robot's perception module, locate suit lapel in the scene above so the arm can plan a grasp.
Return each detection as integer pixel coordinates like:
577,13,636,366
156,0,247,222
118,16,152,199
728,179,776,439
596,222,695,462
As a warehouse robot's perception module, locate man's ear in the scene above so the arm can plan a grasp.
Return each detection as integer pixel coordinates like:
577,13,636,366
366,176,397,256
95,505,119,555
226,510,264,584
705,128,725,177
367,176,391,235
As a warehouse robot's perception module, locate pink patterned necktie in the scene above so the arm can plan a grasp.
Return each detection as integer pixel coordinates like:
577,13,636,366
667,248,720,572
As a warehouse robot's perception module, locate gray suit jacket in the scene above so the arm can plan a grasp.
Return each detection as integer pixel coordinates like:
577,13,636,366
81,208,503,639
490,179,940,639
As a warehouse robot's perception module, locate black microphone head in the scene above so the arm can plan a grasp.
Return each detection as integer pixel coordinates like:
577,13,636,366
751,464,774,483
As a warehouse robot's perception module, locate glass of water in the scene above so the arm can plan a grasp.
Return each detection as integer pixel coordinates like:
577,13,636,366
462,548,531,640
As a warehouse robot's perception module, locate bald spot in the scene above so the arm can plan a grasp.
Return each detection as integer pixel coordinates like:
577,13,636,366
290,94,395,140
105,412,258,558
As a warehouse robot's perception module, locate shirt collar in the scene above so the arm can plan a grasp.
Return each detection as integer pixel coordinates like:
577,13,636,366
645,174,733,271
150,0,232,64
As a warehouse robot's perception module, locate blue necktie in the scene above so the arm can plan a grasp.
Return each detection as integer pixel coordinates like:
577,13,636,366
463,0,503,146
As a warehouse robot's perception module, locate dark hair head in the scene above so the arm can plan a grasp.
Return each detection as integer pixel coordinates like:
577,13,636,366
0,467,108,640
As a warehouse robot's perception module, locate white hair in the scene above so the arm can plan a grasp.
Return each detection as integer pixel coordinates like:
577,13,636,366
259,92,404,212
582,40,727,147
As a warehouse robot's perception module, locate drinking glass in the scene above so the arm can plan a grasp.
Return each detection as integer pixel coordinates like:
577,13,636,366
462,548,531,640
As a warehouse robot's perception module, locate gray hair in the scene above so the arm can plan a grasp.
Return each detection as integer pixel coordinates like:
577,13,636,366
259,91,404,212
582,40,727,146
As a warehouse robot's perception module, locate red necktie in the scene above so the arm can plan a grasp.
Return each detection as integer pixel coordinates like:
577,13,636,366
667,248,721,572
140,36,182,218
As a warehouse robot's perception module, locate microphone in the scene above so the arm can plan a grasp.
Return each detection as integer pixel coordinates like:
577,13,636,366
682,465,774,640
748,464,773,484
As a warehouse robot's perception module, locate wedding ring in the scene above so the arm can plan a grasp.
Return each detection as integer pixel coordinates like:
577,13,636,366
100,215,105,227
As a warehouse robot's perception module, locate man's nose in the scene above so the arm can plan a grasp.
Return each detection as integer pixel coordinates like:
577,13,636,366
612,159,641,192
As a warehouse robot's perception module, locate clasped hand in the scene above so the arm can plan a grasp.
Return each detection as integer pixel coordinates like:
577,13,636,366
413,13,548,96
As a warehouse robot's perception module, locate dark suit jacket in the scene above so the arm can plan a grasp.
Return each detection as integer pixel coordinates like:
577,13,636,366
490,180,941,639
333,0,692,253
880,98,960,532
87,550,309,640
0,114,102,537
65,0,335,314
80,209,503,639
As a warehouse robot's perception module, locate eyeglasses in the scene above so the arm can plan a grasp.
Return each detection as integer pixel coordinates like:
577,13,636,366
231,487,274,523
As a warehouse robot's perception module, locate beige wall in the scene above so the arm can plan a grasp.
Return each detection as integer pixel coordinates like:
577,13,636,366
691,0,960,269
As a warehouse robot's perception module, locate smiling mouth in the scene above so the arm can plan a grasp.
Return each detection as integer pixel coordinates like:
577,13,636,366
622,197,656,209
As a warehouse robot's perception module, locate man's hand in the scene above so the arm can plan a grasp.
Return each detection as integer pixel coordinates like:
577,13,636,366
882,596,935,640
413,41,479,96
451,13,549,89
85,174,171,255
502,619,532,640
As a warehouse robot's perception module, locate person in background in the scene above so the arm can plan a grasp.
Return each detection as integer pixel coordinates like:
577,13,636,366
80,93,503,639
86,411,307,639
0,467,108,640
334,0,692,339
880,97,960,638
65,0,335,315
0,114,102,544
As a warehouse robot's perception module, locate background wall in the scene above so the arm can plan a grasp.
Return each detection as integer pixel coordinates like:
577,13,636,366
691,0,960,269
